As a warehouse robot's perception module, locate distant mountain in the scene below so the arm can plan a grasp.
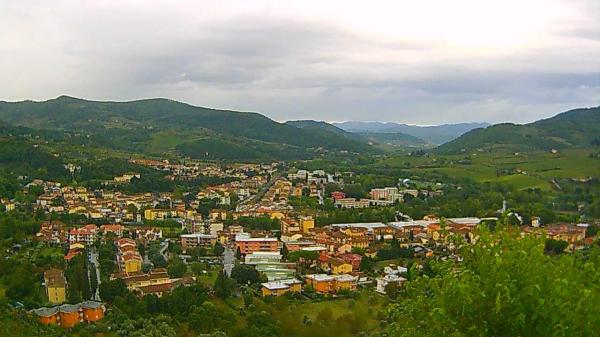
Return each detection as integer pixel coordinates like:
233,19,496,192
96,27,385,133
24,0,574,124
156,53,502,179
333,121,490,144
436,106,600,154
355,132,427,147
0,96,377,160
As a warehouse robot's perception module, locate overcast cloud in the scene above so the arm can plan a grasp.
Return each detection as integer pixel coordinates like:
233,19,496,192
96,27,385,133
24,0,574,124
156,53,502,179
1,0,599,124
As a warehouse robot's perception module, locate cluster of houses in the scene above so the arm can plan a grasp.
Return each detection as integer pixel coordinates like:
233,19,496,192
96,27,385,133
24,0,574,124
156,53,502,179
37,221,163,247
199,212,595,297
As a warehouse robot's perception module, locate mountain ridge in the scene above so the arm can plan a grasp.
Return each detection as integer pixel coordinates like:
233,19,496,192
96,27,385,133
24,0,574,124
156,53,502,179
0,96,378,160
436,106,600,154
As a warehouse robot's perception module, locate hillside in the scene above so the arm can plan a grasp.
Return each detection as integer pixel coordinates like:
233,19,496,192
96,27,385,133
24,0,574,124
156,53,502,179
333,121,490,144
436,106,600,154
0,96,376,160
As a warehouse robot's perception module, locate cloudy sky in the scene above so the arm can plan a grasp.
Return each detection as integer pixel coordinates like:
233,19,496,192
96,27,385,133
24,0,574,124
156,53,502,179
1,0,599,124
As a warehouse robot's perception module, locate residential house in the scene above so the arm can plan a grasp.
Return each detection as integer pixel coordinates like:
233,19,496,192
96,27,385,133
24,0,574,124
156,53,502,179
44,269,67,304
261,278,302,297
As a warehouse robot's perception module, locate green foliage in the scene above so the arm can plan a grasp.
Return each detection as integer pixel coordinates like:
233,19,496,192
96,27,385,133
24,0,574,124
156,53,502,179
99,278,128,302
189,301,235,335
167,256,187,278
235,216,281,231
230,264,261,285
386,229,600,337
214,271,234,299
544,238,569,254
65,253,91,303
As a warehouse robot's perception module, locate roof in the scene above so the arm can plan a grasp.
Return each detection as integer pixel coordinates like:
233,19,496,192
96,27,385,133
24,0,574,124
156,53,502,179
81,301,104,309
261,278,302,290
59,304,80,313
331,222,387,232
305,274,335,282
33,307,59,317
334,274,358,282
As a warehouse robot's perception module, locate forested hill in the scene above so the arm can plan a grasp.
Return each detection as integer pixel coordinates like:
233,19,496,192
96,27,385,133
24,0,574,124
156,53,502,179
0,96,377,160
436,106,600,154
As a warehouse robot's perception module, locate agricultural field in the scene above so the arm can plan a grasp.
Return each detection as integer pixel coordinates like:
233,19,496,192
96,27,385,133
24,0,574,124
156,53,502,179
376,149,600,190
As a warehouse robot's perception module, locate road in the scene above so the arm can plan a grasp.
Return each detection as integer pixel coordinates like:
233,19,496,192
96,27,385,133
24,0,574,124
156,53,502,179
88,247,101,301
159,240,169,262
223,247,235,277
239,172,283,207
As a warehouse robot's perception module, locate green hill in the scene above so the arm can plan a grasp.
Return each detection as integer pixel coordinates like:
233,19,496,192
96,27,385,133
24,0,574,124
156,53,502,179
436,106,600,154
0,96,376,160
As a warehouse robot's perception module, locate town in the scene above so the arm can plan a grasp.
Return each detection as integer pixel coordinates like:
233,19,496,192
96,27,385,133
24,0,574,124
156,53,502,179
1,159,596,336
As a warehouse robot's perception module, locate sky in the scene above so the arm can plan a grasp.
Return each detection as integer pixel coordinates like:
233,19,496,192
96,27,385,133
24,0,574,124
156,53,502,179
1,0,599,124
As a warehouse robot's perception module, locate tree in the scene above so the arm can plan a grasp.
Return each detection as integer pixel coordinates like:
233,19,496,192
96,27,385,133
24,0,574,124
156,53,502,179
214,271,234,299
386,229,600,337
235,246,242,260
280,244,289,261
189,301,235,334
167,256,187,278
359,256,374,272
230,264,261,285
544,238,568,254
99,278,128,302
213,242,225,256
190,262,205,276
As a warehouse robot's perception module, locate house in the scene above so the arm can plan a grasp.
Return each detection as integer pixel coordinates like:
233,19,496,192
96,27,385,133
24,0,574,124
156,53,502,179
235,233,279,255
117,238,142,273
181,233,217,251
305,274,358,294
114,269,194,297
324,257,353,274
69,225,98,244
37,220,68,244
44,269,67,304
339,253,362,271
245,251,282,265
100,224,124,237
300,216,315,233
144,209,172,221
261,278,302,297
32,301,105,327
376,265,408,293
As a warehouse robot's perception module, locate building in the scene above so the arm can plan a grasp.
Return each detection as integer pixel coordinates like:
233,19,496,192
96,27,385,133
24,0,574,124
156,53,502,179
144,209,172,221
44,269,67,304
113,269,194,297
235,233,279,255
181,233,217,251
32,301,105,327
117,238,142,273
68,225,98,244
37,220,67,244
245,251,282,265
300,216,315,233
370,187,401,202
81,301,105,322
100,224,124,237
376,265,408,294
58,304,80,328
305,274,358,293
334,198,370,209
261,278,302,297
